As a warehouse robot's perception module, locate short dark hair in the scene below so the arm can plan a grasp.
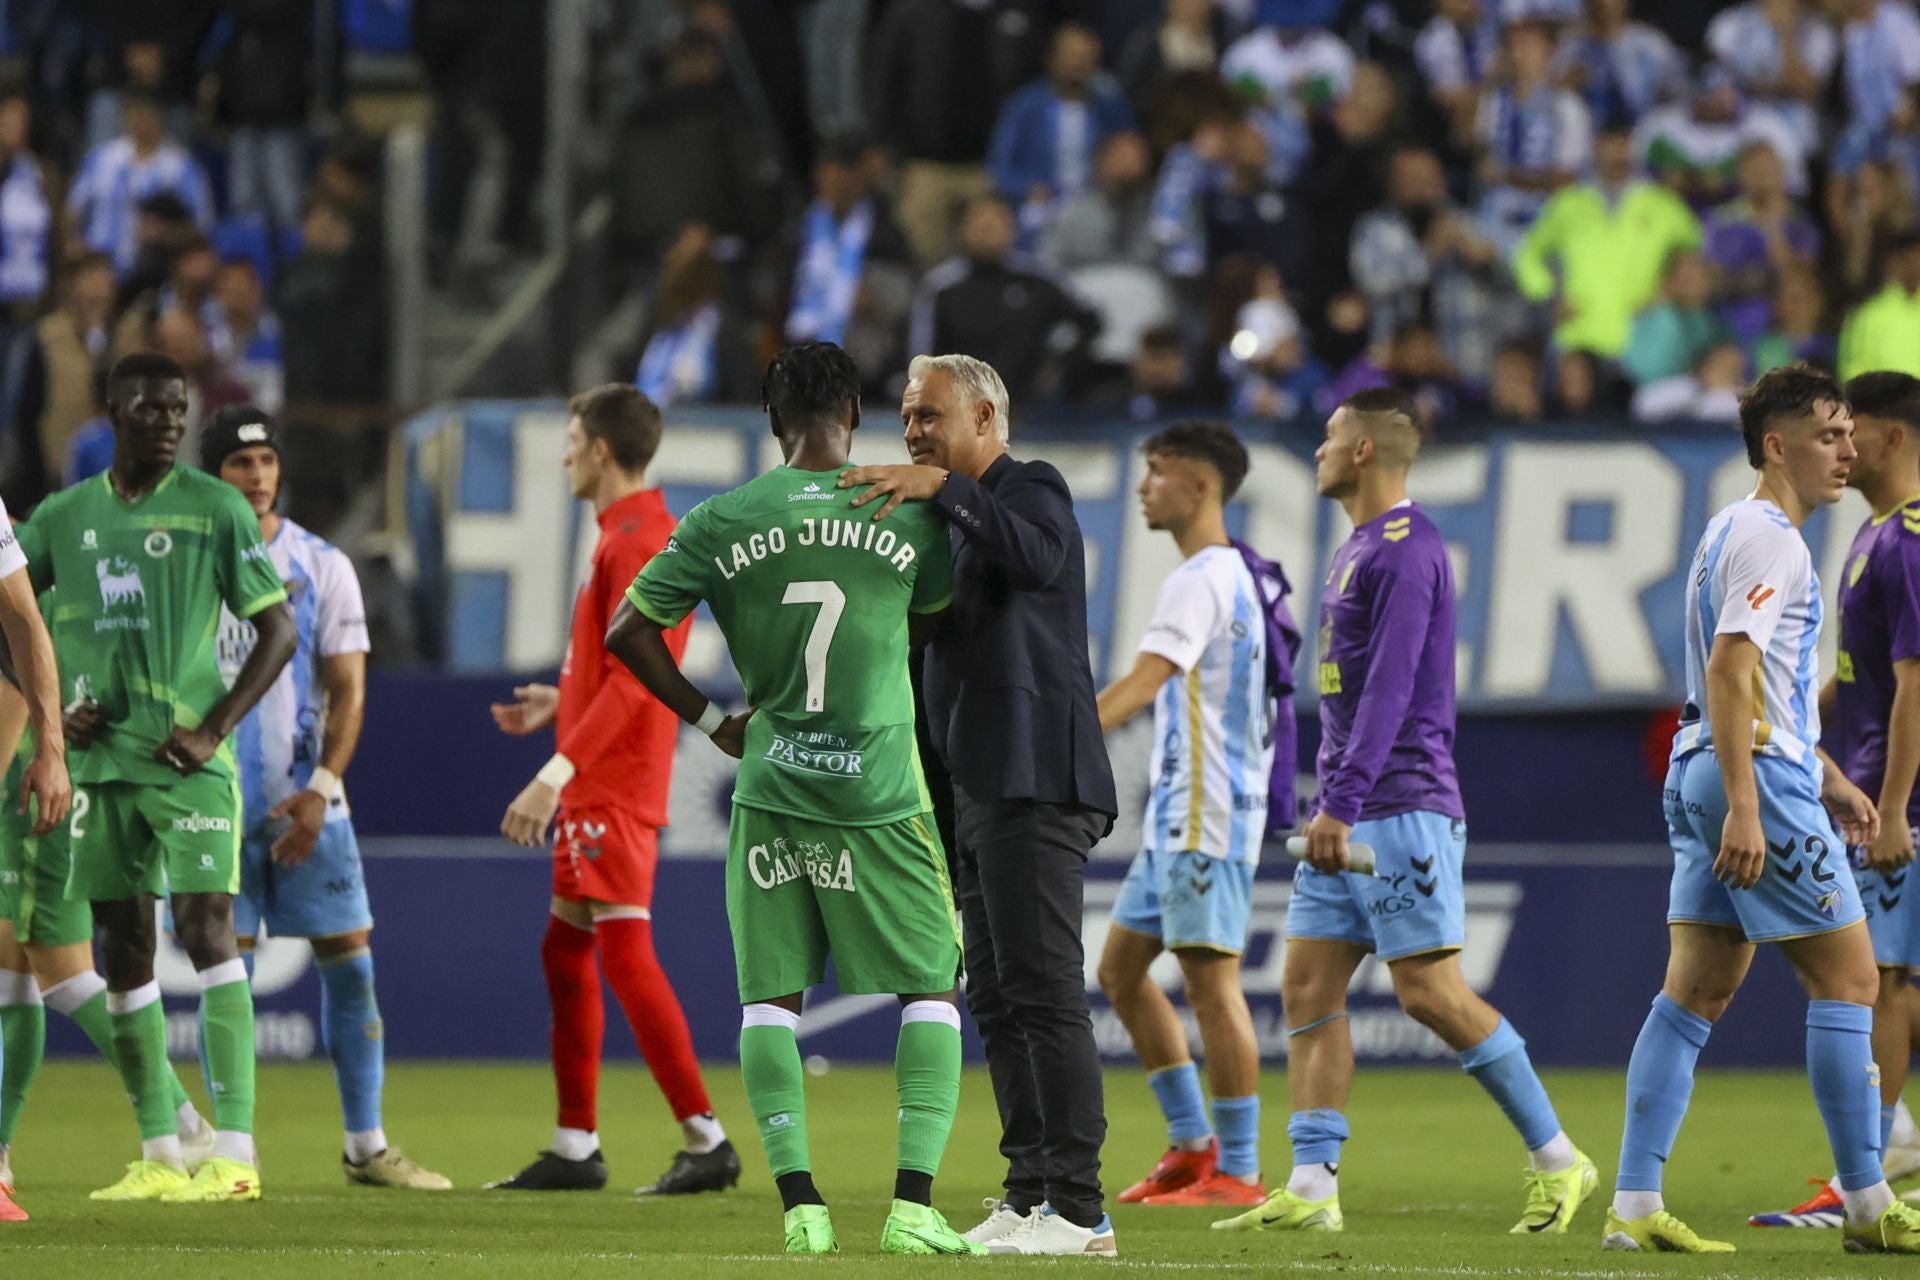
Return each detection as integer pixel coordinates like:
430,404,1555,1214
1138,323,1182,353
763,342,861,428
1847,370,1920,431
1344,386,1422,424
1144,422,1250,500
1739,362,1848,467
567,383,662,472
107,351,186,401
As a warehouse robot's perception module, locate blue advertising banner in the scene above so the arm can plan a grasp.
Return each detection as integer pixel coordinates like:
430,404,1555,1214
44,842,1810,1068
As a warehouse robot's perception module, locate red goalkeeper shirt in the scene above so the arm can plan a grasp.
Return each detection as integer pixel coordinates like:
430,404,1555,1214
556,487,690,820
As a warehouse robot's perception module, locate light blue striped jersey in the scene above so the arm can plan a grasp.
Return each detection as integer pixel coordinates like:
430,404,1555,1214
65,137,213,277
1673,498,1824,770
1139,544,1272,863
216,519,369,837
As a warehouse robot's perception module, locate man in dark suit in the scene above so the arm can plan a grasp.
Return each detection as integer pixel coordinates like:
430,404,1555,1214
841,353,1119,1258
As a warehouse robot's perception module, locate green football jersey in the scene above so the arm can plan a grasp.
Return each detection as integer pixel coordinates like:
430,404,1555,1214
627,463,954,826
17,465,287,786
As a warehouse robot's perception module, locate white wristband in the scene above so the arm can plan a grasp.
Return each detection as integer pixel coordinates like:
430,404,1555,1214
693,702,726,736
306,766,343,801
535,753,577,790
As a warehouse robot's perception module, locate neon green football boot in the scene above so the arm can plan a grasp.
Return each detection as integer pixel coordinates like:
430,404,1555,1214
91,1160,192,1202
1212,1186,1343,1232
1601,1207,1735,1252
159,1157,262,1203
1844,1198,1920,1253
882,1199,987,1255
1512,1149,1600,1234
784,1203,839,1254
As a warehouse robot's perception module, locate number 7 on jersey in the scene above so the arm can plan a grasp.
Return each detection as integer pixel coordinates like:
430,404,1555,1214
782,580,845,712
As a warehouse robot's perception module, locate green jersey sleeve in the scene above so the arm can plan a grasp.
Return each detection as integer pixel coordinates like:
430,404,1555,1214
215,489,288,618
627,502,712,627
908,514,953,614
16,505,50,596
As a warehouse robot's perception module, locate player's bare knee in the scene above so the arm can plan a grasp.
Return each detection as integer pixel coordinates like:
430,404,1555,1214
1280,970,1346,1024
173,895,239,969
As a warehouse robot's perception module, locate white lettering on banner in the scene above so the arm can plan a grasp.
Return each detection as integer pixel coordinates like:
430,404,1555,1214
1484,444,1680,698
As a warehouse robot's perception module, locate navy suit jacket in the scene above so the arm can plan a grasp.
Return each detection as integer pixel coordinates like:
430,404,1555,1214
923,452,1118,827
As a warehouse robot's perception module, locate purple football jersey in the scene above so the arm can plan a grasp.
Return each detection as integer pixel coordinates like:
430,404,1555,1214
1830,501,1920,829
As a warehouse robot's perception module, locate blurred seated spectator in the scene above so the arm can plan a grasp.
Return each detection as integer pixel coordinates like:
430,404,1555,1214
0,86,49,314
1836,0,1920,148
153,305,250,442
1487,339,1545,421
1203,116,1310,285
1513,123,1701,357
775,133,914,355
1828,156,1920,304
1621,247,1730,386
1705,141,1821,344
1222,18,1356,112
1631,68,1806,209
1112,323,1213,421
1119,0,1224,119
1415,0,1500,148
1043,132,1158,271
1629,343,1746,421
118,193,205,311
208,257,285,413
1558,0,1686,130
1297,61,1400,364
1706,0,1836,153
81,7,213,151
1551,347,1616,416
1148,92,1242,280
1351,145,1509,388
1217,260,1322,418
1320,322,1459,430
636,224,750,408
211,0,317,234
987,23,1134,247
1751,265,1835,373
1839,228,1920,379
280,198,387,405
909,194,1100,405
11,253,117,505
1475,20,1593,259
67,90,213,279
111,234,218,362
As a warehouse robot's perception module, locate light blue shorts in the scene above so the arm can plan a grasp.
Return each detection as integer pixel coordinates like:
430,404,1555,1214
1283,810,1467,961
1112,847,1255,953
1663,753,1864,943
232,822,374,940
1854,833,1919,970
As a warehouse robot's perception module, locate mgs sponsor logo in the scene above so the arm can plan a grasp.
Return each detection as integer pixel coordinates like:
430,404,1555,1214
173,812,234,835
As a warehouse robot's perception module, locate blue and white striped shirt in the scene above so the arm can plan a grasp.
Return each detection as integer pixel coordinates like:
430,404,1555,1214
66,138,214,277
0,152,49,304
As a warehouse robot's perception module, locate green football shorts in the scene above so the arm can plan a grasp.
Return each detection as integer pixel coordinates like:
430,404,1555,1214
67,773,244,902
0,756,90,945
726,804,963,1004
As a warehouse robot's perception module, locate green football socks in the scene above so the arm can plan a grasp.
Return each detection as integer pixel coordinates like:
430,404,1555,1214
199,966,256,1134
108,983,177,1140
895,1003,962,1186
0,977,44,1145
741,1011,810,1179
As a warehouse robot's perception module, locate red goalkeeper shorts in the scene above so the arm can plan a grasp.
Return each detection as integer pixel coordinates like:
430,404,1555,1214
551,805,659,909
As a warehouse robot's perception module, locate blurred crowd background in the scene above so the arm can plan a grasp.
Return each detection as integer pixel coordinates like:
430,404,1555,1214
6,0,1920,659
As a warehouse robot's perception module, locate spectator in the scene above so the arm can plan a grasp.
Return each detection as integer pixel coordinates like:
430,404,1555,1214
1836,0,1920,145
988,23,1135,225
153,305,250,438
11,253,117,506
80,2,217,150
1487,338,1545,421
1296,61,1401,362
1043,131,1158,271
1705,0,1837,153
1202,116,1310,285
909,194,1100,404
1751,264,1836,373
1705,141,1821,344
636,224,744,408
1475,20,1593,259
280,198,387,405
1828,155,1920,303
0,86,48,314
777,133,914,353
1221,16,1356,112
1621,246,1729,386
1118,0,1224,119
1321,322,1459,430
1147,88,1243,281
1513,123,1702,358
208,257,286,413
1415,0,1501,148
116,192,201,312
798,0,871,141
210,0,317,234
1350,145,1509,387
66,90,213,279
1632,67,1806,208
1558,0,1686,129
1839,228,1920,379
1113,323,1209,420
870,0,1050,267
1629,342,1746,421
1552,347,1610,416
1217,259,1317,418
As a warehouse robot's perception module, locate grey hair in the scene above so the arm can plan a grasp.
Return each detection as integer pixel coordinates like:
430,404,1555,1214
908,353,1011,443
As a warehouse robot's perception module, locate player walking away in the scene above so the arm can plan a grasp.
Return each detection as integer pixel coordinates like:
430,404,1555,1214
1217,388,1598,1237
1095,424,1277,1209
1750,370,1920,1231
610,342,978,1257
16,352,295,1204
488,384,735,1196
1606,363,1920,1255
202,408,451,1192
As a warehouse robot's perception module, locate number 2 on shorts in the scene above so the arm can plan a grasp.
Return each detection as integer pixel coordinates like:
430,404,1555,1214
783,579,846,712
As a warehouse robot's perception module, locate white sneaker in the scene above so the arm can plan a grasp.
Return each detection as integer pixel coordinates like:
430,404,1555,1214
1887,1132,1920,1184
963,1197,1033,1245
986,1205,1118,1257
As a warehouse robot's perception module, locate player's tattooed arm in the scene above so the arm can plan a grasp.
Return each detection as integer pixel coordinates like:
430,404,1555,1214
158,600,295,775
606,599,752,758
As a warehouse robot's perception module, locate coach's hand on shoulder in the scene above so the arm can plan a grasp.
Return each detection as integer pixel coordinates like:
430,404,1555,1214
269,789,328,866
1713,803,1768,889
710,710,755,760
63,698,106,750
155,724,220,776
840,464,948,521
1303,810,1352,875
491,683,559,736
501,778,560,848
1821,770,1880,852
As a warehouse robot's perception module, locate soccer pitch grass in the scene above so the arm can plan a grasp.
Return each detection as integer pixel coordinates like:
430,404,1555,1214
0,1061,1899,1277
